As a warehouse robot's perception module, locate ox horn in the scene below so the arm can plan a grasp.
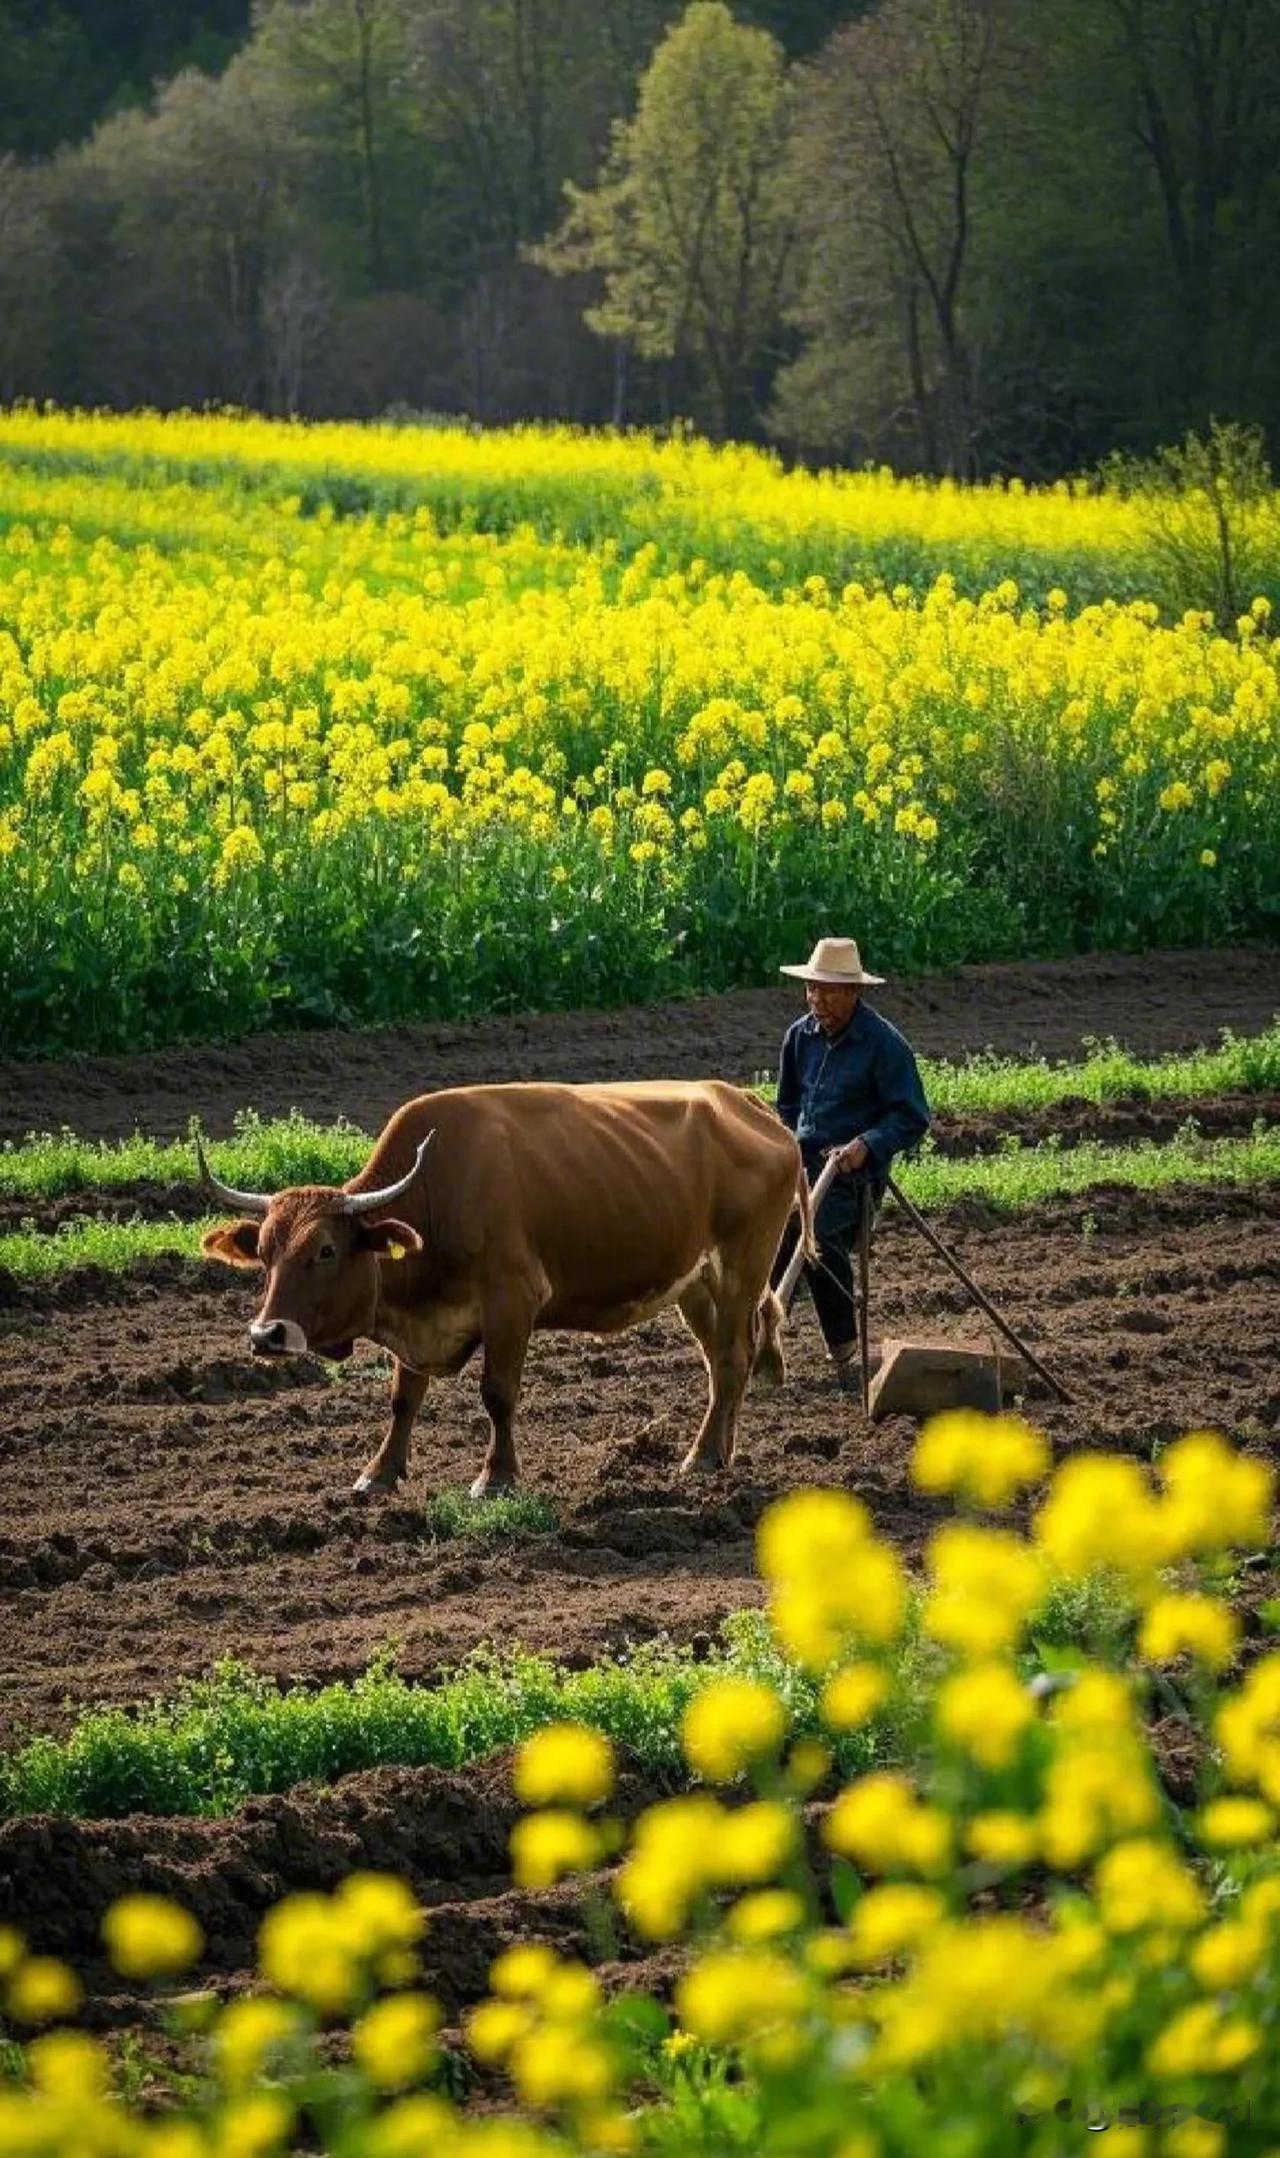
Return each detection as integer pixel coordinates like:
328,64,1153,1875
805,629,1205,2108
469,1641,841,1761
339,1132,435,1216
195,1133,273,1219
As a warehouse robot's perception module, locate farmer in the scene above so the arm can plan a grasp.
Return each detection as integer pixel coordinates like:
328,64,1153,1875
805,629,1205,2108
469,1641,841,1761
771,936,931,1393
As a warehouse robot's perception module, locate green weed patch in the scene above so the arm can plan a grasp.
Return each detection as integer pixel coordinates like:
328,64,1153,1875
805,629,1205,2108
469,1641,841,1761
0,1617,918,1821
3,1028,1278,1200
0,1126,1275,1282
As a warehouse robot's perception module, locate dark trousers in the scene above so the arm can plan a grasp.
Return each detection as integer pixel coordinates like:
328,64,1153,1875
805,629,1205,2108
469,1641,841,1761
770,1178,878,1358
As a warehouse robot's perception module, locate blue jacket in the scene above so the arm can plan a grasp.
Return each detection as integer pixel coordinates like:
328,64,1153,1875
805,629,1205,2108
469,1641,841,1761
776,1002,931,1230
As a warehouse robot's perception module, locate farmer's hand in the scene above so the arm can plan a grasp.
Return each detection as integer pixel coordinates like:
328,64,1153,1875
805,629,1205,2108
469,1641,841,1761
830,1137,870,1175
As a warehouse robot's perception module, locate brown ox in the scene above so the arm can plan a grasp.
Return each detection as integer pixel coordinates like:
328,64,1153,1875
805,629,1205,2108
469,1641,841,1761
199,1080,812,1498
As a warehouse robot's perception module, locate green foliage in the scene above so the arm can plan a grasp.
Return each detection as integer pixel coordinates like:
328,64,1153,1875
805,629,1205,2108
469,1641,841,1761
1,1125,1277,1280
916,1025,1280,1118
1101,422,1275,630
5,1027,1278,1200
0,1613,926,1821
0,0,249,158
0,1561,1189,1824
534,1,800,436
419,1488,559,1542
642,2040,764,2153
1031,1572,1138,1667
896,1121,1280,1215
2,1424,1279,2157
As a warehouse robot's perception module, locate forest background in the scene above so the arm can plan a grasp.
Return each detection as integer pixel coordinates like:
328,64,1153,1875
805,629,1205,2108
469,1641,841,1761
2,0,1278,476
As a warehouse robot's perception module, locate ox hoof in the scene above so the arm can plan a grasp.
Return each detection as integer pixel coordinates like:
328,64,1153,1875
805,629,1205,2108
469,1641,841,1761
678,1449,723,1479
352,1471,397,1498
469,1475,515,1502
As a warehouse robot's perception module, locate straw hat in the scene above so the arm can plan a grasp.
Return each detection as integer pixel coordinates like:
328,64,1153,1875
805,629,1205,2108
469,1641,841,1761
779,936,884,986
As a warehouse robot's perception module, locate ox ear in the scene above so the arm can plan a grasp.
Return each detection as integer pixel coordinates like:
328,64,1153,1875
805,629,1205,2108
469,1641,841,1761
358,1217,423,1261
201,1220,264,1268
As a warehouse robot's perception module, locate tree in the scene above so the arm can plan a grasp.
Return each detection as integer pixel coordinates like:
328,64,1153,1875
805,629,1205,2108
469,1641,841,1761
1103,418,1274,627
0,1,250,158
261,251,335,412
533,0,802,438
1100,0,1280,421
251,0,422,290
45,53,312,408
0,159,58,396
401,0,674,282
775,0,1021,474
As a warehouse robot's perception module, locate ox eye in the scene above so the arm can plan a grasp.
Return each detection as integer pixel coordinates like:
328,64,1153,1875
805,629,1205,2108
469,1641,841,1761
316,1242,337,1264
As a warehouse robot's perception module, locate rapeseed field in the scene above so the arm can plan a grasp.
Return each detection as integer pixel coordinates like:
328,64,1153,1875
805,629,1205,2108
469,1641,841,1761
1,411,1277,1053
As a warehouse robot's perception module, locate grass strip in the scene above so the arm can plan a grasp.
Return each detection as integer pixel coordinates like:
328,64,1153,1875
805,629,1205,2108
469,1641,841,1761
0,1110,370,1201
0,1219,211,1278
0,1577,1132,1822
0,1127,1275,1282
919,1023,1280,1117
0,1621,826,1820
3,1025,1278,1202
899,1121,1280,1211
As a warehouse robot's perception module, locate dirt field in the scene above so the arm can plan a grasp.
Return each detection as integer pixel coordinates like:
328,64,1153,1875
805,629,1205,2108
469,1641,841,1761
1,946,1277,2034
1,943,1277,1144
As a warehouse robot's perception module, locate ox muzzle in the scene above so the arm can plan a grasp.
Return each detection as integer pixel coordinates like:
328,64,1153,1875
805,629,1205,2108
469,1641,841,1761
249,1317,310,1357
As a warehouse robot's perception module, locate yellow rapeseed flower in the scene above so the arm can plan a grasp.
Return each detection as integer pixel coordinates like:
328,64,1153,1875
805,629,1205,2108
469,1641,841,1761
937,1663,1035,1770
923,1523,1044,1656
5,1955,83,2025
1147,2000,1261,2077
213,1997,300,2087
964,1811,1039,1866
824,1774,951,1877
614,1794,724,1940
514,1723,614,1808
821,1662,890,1730
362,2096,458,2158
510,2026,614,2106
490,1943,559,1999
209,2091,294,2156
102,1894,204,1980
1195,1796,1274,1847
1034,1455,1170,1585
1164,2126,1223,2158
758,1488,872,1584
682,1677,786,1783
726,1889,806,1942
911,1409,1049,1509
772,1539,907,1667
1157,1430,1273,1555
677,1948,807,2047
1094,1839,1205,1934
1140,1592,1239,1670
467,1997,532,2063
1216,1654,1280,1802
334,1874,425,1958
714,1800,797,1885
1190,1918,1268,1991
26,2029,109,2099
509,1808,601,1888
258,1893,357,2014
846,1884,945,1966
352,1991,442,2090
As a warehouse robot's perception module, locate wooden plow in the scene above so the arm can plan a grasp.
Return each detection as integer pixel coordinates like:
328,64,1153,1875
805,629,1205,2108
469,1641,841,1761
778,1153,1073,1419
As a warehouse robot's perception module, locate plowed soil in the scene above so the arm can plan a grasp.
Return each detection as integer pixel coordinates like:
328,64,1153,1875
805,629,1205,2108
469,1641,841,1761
2,944,1277,1143
1,944,1277,2037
